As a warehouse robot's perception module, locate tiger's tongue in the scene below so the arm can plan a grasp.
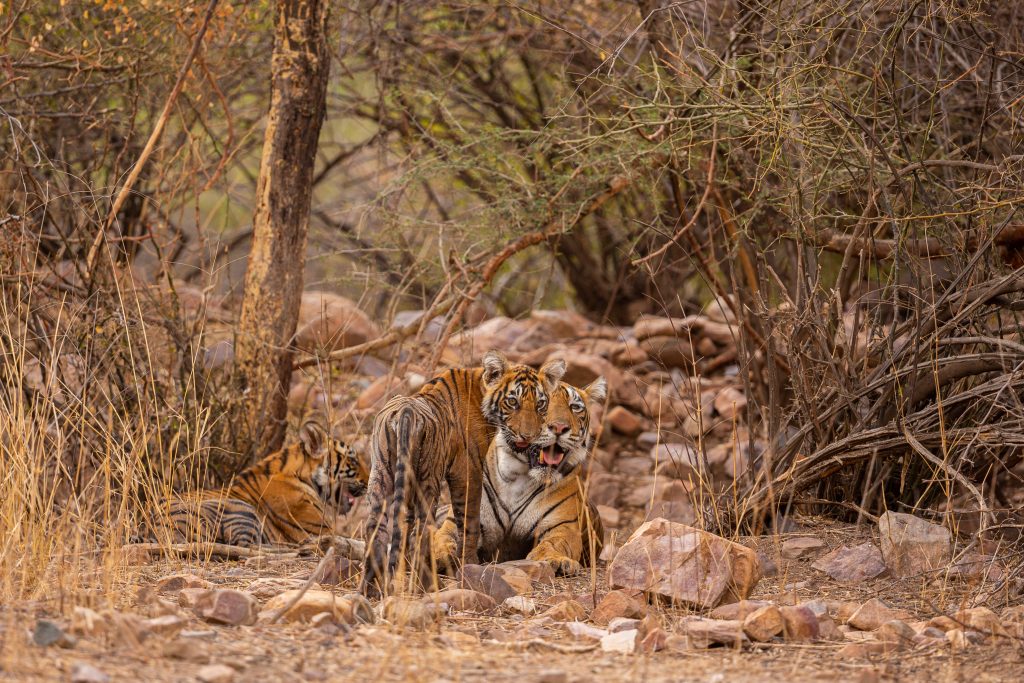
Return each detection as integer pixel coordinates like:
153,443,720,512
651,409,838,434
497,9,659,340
539,446,563,466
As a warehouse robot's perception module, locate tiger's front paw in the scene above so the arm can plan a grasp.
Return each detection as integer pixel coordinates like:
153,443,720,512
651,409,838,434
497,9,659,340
431,534,459,573
528,550,583,576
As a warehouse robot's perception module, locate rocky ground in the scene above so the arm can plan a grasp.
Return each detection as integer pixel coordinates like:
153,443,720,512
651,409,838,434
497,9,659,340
5,519,1023,683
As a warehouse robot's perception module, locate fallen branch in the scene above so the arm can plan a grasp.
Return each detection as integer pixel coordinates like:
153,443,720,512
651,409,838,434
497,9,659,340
124,541,291,560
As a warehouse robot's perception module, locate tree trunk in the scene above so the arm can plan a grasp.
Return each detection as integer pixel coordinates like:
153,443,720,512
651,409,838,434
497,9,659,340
225,0,330,465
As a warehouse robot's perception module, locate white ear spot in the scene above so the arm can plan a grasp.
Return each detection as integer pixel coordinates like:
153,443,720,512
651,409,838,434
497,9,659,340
482,350,509,387
539,358,566,390
584,377,608,404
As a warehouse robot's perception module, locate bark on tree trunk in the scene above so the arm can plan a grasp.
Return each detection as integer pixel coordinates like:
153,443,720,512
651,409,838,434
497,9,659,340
225,0,330,465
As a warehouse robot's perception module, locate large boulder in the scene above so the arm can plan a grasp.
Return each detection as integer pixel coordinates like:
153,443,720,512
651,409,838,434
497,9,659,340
294,291,381,352
877,512,952,578
607,518,761,609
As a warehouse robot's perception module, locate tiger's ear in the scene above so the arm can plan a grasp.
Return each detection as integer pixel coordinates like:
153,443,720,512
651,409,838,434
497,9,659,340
298,420,328,456
584,376,608,404
482,350,509,387
538,357,566,392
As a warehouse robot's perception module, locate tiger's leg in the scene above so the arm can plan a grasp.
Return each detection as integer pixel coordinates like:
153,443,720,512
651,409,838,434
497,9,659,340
359,451,393,598
403,478,442,593
446,456,482,568
527,517,585,576
430,504,460,575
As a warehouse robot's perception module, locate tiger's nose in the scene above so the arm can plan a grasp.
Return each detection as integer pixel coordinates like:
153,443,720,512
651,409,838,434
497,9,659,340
550,421,570,435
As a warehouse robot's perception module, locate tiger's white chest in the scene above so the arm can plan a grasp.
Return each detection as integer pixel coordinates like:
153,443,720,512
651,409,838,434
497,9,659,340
478,445,557,557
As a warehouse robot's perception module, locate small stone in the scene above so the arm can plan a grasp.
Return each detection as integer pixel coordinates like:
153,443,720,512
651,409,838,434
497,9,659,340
682,619,746,648
640,627,669,653
33,619,76,648
180,630,218,640
143,614,188,638
596,505,620,528
591,590,647,625
779,606,819,642
607,406,644,436
245,578,308,600
836,642,887,659
947,628,971,650
194,590,258,627
743,605,784,642
812,542,886,584
536,670,568,683
497,560,555,585
424,588,496,613
953,607,1005,638
780,537,825,560
877,512,952,578
710,600,770,621
503,596,537,615
876,620,916,649
562,621,608,642
458,564,532,602
70,663,110,683
664,634,692,652
541,600,586,622
636,431,660,449
607,617,642,633
197,664,236,683
817,615,843,641
178,588,212,609
600,629,639,654
713,387,747,420
382,597,445,629
846,599,910,631
156,574,212,593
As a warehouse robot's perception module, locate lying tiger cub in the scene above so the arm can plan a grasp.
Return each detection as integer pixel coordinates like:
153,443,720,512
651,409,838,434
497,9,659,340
433,377,607,575
152,420,368,547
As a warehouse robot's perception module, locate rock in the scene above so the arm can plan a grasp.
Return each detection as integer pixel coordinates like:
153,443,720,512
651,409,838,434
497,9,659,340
458,564,531,602
664,634,692,652
193,590,258,627
263,590,373,625
743,605,784,642
596,505,620,528
541,600,587,622
295,291,381,353
836,642,888,659
424,589,496,613
178,588,212,609
382,597,445,629
536,670,568,683
953,607,1005,638
557,353,617,391
640,628,669,653
846,599,910,631
70,608,106,637
779,606,819,642
607,518,761,609
639,336,697,369
356,375,406,410
197,664,236,683
817,614,843,641
607,617,642,633
587,473,621,508
947,628,971,650
948,554,1005,583
503,596,537,615
709,600,770,621
498,559,555,585
245,578,309,600
636,431,660,450
713,387,747,420
607,406,644,436
69,663,110,683
142,614,188,638
591,590,647,625
780,537,825,560
156,574,212,593
811,542,886,584
876,620,916,648
877,512,952,578
33,619,76,648
682,619,746,648
562,621,608,642
648,443,699,480
600,629,639,654
646,481,696,525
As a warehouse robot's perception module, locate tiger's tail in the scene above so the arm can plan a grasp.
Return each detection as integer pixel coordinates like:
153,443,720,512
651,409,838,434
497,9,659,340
386,406,414,584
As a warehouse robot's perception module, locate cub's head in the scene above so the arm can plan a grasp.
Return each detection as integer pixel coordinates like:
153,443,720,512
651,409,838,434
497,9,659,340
527,377,607,483
299,420,369,513
480,350,566,456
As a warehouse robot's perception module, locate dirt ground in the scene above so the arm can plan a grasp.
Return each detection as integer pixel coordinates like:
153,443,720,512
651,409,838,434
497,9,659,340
3,520,1022,683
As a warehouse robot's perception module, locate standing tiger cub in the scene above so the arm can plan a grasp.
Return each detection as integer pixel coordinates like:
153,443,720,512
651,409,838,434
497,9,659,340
360,351,566,597
153,420,367,547
433,377,607,575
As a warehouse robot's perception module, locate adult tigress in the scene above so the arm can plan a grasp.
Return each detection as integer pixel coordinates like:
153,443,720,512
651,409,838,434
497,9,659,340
156,420,367,547
359,351,566,597
433,377,607,575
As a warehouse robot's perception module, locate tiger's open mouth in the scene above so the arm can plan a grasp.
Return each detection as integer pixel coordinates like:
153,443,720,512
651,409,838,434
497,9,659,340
529,443,567,468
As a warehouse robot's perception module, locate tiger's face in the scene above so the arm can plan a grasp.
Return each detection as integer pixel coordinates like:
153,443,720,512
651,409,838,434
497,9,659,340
480,351,566,457
527,377,607,483
301,422,369,513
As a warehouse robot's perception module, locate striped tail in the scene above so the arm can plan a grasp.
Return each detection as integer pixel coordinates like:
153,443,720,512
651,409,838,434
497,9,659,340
386,407,414,584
